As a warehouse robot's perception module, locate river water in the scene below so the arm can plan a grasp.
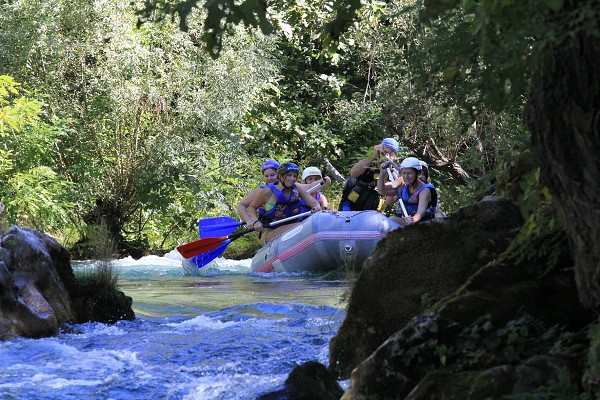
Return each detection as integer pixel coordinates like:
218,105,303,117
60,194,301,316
0,251,352,399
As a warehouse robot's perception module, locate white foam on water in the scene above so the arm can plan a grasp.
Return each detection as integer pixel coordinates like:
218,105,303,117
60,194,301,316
183,373,286,400
79,322,127,337
30,373,103,389
182,256,252,276
165,314,237,331
113,254,183,268
0,344,144,391
75,251,252,277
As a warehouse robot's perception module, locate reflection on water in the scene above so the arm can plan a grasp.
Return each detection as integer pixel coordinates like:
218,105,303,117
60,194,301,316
0,251,352,399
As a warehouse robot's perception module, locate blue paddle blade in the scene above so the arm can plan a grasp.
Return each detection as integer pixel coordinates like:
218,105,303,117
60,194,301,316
192,239,231,268
198,216,244,238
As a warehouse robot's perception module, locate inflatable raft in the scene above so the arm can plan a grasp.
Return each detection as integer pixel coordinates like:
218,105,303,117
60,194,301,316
250,210,399,273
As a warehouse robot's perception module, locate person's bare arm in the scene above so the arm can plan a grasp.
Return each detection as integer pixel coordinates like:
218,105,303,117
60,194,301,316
237,187,260,226
247,187,271,231
297,185,320,211
376,168,398,197
350,144,383,178
319,193,329,209
413,188,432,223
385,194,398,206
349,157,375,178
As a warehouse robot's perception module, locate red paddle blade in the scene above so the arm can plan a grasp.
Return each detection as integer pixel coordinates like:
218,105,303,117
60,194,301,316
176,236,226,259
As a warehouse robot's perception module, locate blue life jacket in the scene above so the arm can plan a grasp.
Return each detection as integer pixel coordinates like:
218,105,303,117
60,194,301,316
258,183,268,217
262,182,302,223
398,182,438,220
300,192,321,213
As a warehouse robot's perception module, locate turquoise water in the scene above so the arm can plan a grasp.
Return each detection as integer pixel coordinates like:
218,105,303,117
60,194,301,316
0,251,351,399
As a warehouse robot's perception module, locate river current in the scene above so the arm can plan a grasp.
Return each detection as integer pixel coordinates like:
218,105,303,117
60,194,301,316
0,251,352,399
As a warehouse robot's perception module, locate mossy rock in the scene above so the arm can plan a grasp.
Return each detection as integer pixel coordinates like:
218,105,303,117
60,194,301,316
330,198,524,379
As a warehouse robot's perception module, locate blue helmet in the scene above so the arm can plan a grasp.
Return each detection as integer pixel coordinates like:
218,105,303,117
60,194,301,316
381,138,399,153
277,162,300,176
261,159,280,172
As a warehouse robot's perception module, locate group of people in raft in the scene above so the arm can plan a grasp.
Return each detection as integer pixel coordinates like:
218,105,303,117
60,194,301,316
237,137,444,245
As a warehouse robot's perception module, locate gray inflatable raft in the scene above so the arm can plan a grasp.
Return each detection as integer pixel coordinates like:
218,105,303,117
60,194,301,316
251,210,399,273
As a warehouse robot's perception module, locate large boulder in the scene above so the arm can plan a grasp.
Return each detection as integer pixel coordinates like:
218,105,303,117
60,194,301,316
340,258,594,399
0,226,134,339
0,226,76,338
329,197,524,378
338,197,595,399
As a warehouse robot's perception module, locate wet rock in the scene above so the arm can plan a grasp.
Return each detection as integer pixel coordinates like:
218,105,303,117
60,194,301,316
330,197,523,378
257,361,344,400
336,195,595,399
0,225,134,339
340,313,445,400
0,226,76,338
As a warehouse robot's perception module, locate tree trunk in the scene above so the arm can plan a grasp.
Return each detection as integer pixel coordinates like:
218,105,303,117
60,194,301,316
526,33,600,312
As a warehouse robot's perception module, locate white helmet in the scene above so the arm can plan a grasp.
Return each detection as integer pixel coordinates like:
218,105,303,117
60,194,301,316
400,157,422,171
302,166,323,181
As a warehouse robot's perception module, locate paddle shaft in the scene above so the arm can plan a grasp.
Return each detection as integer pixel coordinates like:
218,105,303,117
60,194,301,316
178,210,313,259
180,179,326,259
387,167,409,218
201,180,323,232
259,210,312,229
307,180,325,193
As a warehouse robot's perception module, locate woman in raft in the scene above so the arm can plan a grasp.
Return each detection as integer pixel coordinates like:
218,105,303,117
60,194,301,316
246,162,321,244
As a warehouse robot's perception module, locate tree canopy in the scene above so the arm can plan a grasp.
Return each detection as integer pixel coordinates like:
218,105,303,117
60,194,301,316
3,0,593,262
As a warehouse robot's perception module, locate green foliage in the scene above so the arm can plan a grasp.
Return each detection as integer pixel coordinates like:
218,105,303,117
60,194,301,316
398,312,578,378
4,166,76,232
422,0,600,112
1,0,279,252
489,144,568,275
1,0,562,257
0,75,76,234
584,321,600,399
420,292,437,310
88,221,118,260
224,232,261,259
332,1,531,212
134,0,364,57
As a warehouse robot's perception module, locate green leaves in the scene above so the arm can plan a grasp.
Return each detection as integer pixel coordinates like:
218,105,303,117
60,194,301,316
0,76,43,137
0,76,75,233
543,0,565,12
5,166,75,232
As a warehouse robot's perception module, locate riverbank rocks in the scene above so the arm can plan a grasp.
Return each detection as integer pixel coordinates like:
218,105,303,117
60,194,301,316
0,226,134,339
330,196,596,399
257,361,344,400
330,197,525,378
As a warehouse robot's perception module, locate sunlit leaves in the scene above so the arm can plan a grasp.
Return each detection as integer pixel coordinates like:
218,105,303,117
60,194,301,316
0,76,43,137
1,0,280,249
134,0,367,57
5,167,75,232
0,80,74,233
